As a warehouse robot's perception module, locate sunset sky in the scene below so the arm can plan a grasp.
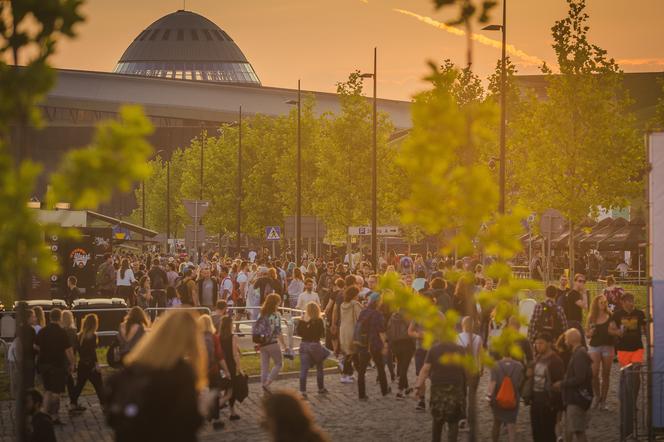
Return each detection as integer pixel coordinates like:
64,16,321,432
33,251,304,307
48,0,664,101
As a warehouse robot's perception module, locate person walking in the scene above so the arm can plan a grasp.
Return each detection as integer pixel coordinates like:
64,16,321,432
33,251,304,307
555,328,593,442
355,293,390,399
415,340,467,442
117,258,137,306
528,285,569,347
254,293,289,392
297,302,329,398
35,309,75,425
148,258,168,308
287,267,305,309
96,253,116,296
106,311,206,442
118,306,149,362
457,316,482,432
562,274,589,336
387,308,415,399
338,286,363,384
136,275,153,309
61,310,78,410
530,332,565,442
296,278,321,311
586,293,620,410
198,314,230,430
197,266,219,310
219,315,242,421
488,353,524,442
70,313,104,412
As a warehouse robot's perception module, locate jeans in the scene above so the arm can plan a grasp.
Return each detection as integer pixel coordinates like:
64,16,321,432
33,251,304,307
530,392,557,442
71,362,104,404
392,339,415,391
260,342,282,385
299,341,325,392
415,348,428,376
357,349,388,398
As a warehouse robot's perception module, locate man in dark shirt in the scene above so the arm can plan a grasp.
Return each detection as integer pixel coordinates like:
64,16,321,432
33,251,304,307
563,274,588,332
426,277,451,313
17,308,38,389
613,292,646,368
355,294,389,399
27,388,56,442
415,341,466,442
148,258,168,308
65,276,82,307
35,309,75,424
531,332,565,442
96,253,116,296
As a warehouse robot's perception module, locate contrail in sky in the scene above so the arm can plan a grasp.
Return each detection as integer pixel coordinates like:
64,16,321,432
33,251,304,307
393,8,544,67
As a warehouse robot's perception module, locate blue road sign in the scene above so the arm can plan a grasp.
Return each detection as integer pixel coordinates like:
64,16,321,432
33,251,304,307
265,226,281,241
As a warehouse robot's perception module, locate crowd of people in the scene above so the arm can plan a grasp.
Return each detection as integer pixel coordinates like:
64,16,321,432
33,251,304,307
11,248,647,442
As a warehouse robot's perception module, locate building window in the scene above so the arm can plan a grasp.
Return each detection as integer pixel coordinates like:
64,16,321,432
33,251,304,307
190,29,199,41
213,30,224,41
162,29,171,40
177,29,184,41
203,30,213,41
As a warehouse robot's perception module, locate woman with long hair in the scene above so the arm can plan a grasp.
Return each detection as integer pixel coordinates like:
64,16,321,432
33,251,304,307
117,258,136,305
219,315,242,421
198,314,230,430
257,293,288,391
118,306,149,361
61,310,78,408
288,268,305,309
338,286,363,384
33,306,45,334
262,391,329,442
586,294,620,410
70,314,104,412
136,275,153,309
107,310,206,442
297,302,328,398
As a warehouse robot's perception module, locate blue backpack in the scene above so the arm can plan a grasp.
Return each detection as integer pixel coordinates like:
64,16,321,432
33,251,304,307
352,311,372,350
252,315,274,345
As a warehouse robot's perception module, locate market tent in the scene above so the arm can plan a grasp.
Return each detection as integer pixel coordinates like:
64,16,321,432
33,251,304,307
598,218,646,251
579,217,629,250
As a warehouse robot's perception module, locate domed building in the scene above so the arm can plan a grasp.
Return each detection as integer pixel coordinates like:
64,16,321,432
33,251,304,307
113,10,261,85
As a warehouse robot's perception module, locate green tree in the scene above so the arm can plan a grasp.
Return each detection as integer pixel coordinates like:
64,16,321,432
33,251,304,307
509,0,645,274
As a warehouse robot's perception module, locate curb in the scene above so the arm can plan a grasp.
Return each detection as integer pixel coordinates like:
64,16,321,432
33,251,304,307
247,367,339,384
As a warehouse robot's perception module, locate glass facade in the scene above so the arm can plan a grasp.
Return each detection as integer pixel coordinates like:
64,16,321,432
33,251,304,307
113,61,260,85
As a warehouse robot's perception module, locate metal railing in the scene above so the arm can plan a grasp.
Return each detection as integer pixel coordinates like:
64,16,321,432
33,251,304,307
619,365,664,441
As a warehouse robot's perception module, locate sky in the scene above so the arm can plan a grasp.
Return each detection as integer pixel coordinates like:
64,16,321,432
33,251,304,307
45,0,664,101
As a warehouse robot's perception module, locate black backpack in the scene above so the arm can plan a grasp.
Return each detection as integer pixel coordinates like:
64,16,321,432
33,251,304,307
386,312,410,342
537,302,563,339
176,278,192,304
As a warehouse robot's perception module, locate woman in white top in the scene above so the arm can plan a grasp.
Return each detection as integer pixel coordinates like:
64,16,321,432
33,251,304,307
287,268,305,309
117,258,136,305
457,315,483,431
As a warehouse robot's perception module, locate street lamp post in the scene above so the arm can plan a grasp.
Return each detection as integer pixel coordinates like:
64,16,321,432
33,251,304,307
483,0,507,214
286,80,302,266
237,106,242,259
166,159,170,253
142,149,164,243
360,48,378,271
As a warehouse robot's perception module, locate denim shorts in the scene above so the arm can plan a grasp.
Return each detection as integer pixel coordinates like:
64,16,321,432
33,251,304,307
588,345,614,358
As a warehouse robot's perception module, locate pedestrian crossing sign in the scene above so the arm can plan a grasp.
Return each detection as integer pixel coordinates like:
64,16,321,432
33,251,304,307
265,226,281,241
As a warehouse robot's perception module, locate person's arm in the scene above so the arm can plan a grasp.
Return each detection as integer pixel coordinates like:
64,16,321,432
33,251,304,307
561,352,590,388
408,321,421,339
192,282,200,306
379,331,388,355
608,318,621,337
527,304,541,343
415,363,431,398
331,302,339,332
66,347,75,372
232,335,242,372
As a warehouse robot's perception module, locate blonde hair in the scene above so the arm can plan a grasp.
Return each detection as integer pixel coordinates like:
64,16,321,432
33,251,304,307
124,310,207,390
306,302,321,320
78,313,98,345
61,310,76,330
588,294,608,327
198,314,216,335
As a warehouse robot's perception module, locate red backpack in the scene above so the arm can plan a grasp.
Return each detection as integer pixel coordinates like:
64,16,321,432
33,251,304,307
495,363,518,410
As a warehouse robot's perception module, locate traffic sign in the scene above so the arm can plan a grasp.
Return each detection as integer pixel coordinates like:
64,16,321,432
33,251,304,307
185,225,206,249
348,225,400,236
183,200,210,219
540,209,565,235
266,226,281,241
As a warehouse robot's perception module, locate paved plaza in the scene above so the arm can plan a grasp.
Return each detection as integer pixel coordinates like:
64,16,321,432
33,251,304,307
1,363,626,442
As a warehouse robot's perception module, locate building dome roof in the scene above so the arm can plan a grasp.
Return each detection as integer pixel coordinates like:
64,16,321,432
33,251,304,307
113,10,260,86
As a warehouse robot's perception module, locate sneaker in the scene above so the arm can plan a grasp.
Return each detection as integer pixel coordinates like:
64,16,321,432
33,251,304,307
396,392,405,400
415,400,426,411
337,359,345,372
600,402,609,411
229,414,241,421
340,375,351,384
262,385,272,395
318,388,329,395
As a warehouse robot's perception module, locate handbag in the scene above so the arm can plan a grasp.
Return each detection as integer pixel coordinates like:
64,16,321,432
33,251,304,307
106,337,123,368
232,372,249,402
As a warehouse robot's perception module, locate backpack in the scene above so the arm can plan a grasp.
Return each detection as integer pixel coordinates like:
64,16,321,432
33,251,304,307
537,302,563,339
352,311,372,350
386,312,410,342
495,364,518,410
252,315,274,345
176,279,192,305
151,270,166,289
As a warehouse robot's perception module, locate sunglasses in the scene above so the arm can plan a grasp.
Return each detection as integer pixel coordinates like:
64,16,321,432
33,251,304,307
576,279,586,283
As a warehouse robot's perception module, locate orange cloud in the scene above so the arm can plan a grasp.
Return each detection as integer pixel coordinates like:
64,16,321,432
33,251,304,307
617,58,664,67
393,8,544,67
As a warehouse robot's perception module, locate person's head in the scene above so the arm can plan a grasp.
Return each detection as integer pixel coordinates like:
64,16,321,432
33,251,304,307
304,278,314,292
307,262,317,274
67,275,77,288
61,310,75,330
559,274,569,289
200,267,211,280
334,277,345,291
606,275,616,287
219,266,229,278
269,267,278,280
261,293,282,317
431,277,446,290
306,302,321,321
344,286,359,303
461,316,473,333
404,273,413,287
367,292,381,308
573,273,586,291
534,332,553,355
545,285,558,299
49,308,62,324
124,310,207,390
120,258,130,272
293,267,303,281
34,306,45,327
367,274,378,290
197,314,216,335
355,275,364,288
240,261,249,271
152,258,160,268
26,389,44,415
589,294,609,324
78,313,99,344
262,391,329,442
326,261,335,274
219,315,234,340
125,306,149,328
483,278,494,290
139,275,150,289
344,274,357,289
508,316,521,331
215,300,227,314
564,327,582,349
475,264,483,274
621,292,635,312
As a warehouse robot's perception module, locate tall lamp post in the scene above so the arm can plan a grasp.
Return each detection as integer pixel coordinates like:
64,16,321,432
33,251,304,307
286,80,302,266
165,158,170,253
142,149,164,242
359,48,378,271
482,0,507,214
237,106,243,258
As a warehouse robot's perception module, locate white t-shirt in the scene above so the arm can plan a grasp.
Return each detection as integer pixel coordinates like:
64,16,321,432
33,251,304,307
117,268,136,286
296,291,321,311
236,272,248,297
220,277,233,299
248,251,257,262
